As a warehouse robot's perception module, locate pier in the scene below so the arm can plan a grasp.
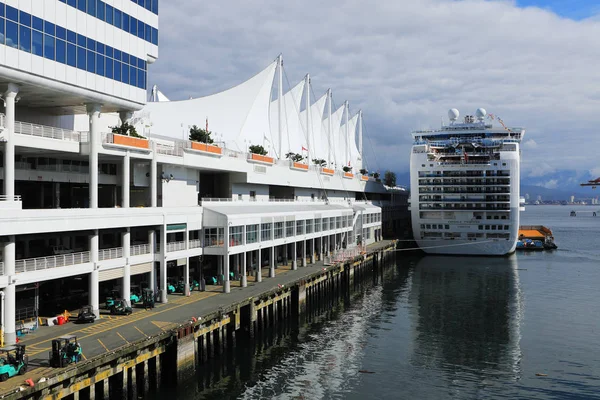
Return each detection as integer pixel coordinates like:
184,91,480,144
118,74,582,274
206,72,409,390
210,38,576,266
0,240,396,399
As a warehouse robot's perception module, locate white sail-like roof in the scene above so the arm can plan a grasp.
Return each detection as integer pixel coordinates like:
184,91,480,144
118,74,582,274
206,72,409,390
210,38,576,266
327,105,345,168
300,92,328,163
134,60,277,153
344,114,360,168
269,79,306,158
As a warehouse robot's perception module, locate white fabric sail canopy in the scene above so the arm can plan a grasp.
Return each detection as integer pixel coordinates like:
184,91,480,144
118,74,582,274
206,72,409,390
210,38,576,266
327,104,345,168
343,113,360,169
300,91,328,164
269,79,306,158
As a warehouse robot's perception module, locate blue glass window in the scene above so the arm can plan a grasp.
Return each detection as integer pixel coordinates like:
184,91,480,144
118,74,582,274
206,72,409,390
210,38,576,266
129,17,137,36
114,9,121,29
114,60,121,81
19,25,31,52
87,38,96,51
87,0,96,17
87,50,95,73
96,54,105,76
129,66,137,86
145,24,151,42
56,39,66,63
151,27,158,46
0,19,5,45
32,16,43,32
44,21,55,36
105,5,113,25
137,20,144,39
0,4,4,18
6,20,18,48
152,0,158,14
145,0,151,11
121,53,129,64
32,30,43,56
77,34,85,47
122,13,129,32
77,46,86,69
105,57,113,78
19,11,31,27
77,0,87,12
6,6,18,23
137,58,144,69
114,49,121,61
67,43,76,66
97,0,104,21
138,69,145,89
105,45,113,59
44,34,55,60
56,26,66,40
97,42,104,54
121,63,129,84
67,30,76,44
67,0,77,7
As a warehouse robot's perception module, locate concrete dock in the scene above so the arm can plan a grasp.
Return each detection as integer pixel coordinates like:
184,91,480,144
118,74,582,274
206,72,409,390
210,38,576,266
0,240,395,399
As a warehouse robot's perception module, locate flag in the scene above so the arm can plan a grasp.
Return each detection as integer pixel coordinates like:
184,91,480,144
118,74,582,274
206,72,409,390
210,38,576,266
302,146,308,151
205,118,208,132
348,161,351,166
464,152,469,162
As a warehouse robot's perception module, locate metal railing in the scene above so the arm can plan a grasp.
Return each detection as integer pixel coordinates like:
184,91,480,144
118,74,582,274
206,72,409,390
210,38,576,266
130,244,150,256
189,239,202,249
0,195,21,201
15,251,91,273
0,262,3,275
15,121,82,142
98,247,123,261
166,241,186,252
156,142,185,157
16,306,36,321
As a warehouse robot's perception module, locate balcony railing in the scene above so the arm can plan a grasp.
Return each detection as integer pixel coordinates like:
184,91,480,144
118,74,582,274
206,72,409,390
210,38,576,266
130,244,151,256
15,251,91,274
166,241,186,252
98,247,124,261
14,121,82,142
189,239,202,249
0,262,3,275
0,195,21,201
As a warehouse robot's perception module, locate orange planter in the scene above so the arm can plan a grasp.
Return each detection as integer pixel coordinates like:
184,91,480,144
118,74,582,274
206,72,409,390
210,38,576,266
191,141,223,155
113,133,149,149
292,162,309,171
321,168,334,175
361,175,369,181
249,153,274,164
344,172,354,179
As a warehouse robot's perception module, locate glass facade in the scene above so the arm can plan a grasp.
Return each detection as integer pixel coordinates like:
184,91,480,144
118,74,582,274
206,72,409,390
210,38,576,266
246,224,258,244
274,222,284,239
229,226,243,247
261,223,272,241
285,221,295,237
58,0,158,45
0,5,147,90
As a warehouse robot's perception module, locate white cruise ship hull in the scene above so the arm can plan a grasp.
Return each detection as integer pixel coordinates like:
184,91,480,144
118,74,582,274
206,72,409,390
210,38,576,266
413,238,517,256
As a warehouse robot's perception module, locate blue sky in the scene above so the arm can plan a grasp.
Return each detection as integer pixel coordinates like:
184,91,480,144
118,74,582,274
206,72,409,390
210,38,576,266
516,0,600,19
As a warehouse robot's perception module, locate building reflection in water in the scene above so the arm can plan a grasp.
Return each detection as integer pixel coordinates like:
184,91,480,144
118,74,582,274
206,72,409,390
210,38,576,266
409,255,523,382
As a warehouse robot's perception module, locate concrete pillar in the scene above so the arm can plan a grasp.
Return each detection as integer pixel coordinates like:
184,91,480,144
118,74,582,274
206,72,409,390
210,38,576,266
122,368,128,399
159,225,167,303
3,84,18,201
283,243,287,267
241,251,247,287
122,152,130,208
150,143,157,207
3,236,16,345
184,256,190,296
122,228,131,303
129,364,137,398
223,255,230,293
86,103,101,209
311,238,316,264
292,241,297,270
143,360,150,393
256,248,262,283
54,182,61,208
103,377,109,398
148,229,156,294
302,240,307,267
269,246,275,278
89,230,99,318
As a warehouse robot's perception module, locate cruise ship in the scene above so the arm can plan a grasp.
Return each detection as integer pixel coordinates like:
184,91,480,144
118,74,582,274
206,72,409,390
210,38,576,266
409,108,525,255
0,1,406,346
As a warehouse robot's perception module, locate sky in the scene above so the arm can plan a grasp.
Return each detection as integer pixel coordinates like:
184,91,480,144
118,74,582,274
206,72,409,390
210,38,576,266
148,0,600,188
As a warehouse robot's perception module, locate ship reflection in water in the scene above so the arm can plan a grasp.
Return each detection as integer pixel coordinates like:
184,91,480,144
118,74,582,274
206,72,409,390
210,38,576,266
408,255,523,394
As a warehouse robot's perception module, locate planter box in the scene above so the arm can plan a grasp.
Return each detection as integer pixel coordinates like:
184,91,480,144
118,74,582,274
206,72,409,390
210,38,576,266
344,172,354,179
190,142,223,156
321,167,334,176
361,175,369,181
291,162,309,171
248,153,274,164
113,133,149,149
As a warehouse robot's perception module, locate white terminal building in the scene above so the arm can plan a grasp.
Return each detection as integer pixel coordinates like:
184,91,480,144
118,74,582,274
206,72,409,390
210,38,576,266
0,0,401,345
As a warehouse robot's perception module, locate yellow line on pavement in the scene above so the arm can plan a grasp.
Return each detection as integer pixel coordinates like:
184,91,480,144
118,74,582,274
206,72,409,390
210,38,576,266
97,339,109,353
134,326,146,337
116,332,129,344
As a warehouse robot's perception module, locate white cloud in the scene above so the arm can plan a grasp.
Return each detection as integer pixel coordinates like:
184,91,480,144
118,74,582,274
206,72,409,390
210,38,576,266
527,162,556,178
524,139,538,149
150,0,600,174
590,167,600,177
542,179,559,189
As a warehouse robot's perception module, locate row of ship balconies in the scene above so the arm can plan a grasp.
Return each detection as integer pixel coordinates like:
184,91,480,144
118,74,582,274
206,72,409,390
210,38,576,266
418,195,511,202
418,203,511,211
418,187,510,194
418,171,510,178
418,178,510,186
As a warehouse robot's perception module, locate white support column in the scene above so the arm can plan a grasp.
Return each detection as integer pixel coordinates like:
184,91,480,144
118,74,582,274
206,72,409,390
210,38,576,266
86,103,102,209
292,241,297,270
223,221,230,293
122,151,130,208
241,252,247,287
358,110,363,170
3,84,18,201
311,238,316,264
302,240,307,267
89,230,99,318
122,228,131,303
277,54,283,159
345,101,349,168
270,246,275,278
150,142,157,207
184,257,190,296
327,89,332,167
148,229,156,294
3,236,16,345
159,225,167,303
256,248,262,283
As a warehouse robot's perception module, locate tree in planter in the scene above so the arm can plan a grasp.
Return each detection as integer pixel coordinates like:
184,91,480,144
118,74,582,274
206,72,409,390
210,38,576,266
111,122,144,139
343,166,352,173
359,168,368,175
249,145,268,156
189,125,214,144
371,172,380,179
384,170,397,187
312,159,327,166
285,152,304,162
